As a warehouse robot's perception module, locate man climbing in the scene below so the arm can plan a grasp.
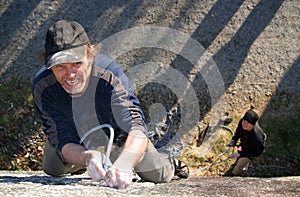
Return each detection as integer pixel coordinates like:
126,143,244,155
224,109,266,176
32,19,189,189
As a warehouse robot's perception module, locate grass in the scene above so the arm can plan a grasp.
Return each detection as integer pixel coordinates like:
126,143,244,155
0,77,45,170
180,104,300,177
180,127,236,176
258,107,300,176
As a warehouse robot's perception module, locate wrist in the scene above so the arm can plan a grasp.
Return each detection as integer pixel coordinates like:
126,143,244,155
84,150,104,166
84,150,94,166
112,159,133,172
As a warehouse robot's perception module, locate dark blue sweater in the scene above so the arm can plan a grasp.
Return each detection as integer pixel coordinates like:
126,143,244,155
32,54,146,157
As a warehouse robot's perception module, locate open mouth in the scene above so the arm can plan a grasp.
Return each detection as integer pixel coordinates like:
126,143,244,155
62,77,86,96
65,79,79,86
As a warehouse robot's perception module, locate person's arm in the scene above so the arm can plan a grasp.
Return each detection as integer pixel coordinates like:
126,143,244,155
62,143,108,181
61,143,91,165
232,119,243,143
112,130,148,170
32,70,84,158
33,66,108,181
228,119,242,146
95,58,149,169
93,58,149,188
105,130,148,189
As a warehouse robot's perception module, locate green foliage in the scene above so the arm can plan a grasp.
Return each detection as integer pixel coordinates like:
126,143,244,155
264,116,300,159
259,108,300,176
181,127,235,176
0,78,45,171
0,114,9,127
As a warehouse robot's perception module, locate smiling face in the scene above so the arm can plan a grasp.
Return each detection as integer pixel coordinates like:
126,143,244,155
51,49,94,97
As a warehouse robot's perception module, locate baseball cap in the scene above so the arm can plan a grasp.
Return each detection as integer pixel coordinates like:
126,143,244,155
243,109,259,125
45,20,90,69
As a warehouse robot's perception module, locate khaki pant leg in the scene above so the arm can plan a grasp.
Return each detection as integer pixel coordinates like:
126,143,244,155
232,157,250,176
42,140,85,176
134,140,174,183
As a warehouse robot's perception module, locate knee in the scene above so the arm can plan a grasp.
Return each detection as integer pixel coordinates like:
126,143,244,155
138,170,173,183
42,165,65,177
232,166,248,176
137,164,174,183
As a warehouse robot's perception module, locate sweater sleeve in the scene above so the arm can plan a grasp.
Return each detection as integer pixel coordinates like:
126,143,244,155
93,55,147,134
40,96,81,153
232,119,243,143
32,70,81,158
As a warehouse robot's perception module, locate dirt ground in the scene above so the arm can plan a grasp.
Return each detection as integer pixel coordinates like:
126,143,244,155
0,171,299,197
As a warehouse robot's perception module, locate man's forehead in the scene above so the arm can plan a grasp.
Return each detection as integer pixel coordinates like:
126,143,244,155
53,61,84,68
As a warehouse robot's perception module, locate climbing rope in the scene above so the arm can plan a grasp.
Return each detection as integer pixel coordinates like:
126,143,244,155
189,145,235,175
80,124,114,172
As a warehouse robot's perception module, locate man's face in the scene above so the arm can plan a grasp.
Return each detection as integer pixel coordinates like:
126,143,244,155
51,55,93,97
241,119,254,131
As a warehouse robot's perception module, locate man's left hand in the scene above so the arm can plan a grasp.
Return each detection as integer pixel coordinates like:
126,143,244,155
104,165,133,189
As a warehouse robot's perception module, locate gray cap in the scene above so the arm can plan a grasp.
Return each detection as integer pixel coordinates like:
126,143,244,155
45,20,90,68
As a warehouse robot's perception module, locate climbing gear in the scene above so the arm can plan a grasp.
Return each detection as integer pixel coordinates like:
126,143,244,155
189,145,236,176
147,107,185,158
174,159,189,178
80,124,114,172
197,116,234,146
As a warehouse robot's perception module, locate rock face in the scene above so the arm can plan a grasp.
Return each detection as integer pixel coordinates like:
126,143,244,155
0,171,299,197
0,0,298,115
0,0,299,174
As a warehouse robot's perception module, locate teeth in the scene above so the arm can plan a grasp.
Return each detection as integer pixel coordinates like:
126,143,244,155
66,79,78,84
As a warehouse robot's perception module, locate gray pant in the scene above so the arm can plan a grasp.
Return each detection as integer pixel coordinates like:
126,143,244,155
42,139,174,183
42,141,86,176
232,157,251,176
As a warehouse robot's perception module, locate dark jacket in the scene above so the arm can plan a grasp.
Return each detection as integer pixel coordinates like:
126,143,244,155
232,119,265,158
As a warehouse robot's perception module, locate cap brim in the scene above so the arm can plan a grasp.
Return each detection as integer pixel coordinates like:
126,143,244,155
46,45,86,69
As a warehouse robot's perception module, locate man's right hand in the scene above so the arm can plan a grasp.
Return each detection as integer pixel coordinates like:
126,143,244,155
227,139,236,147
105,164,133,189
87,150,109,181
229,153,240,158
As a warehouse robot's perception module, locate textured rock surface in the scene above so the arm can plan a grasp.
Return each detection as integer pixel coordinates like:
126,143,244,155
0,0,299,185
1,0,299,112
0,171,299,197
1,0,299,149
